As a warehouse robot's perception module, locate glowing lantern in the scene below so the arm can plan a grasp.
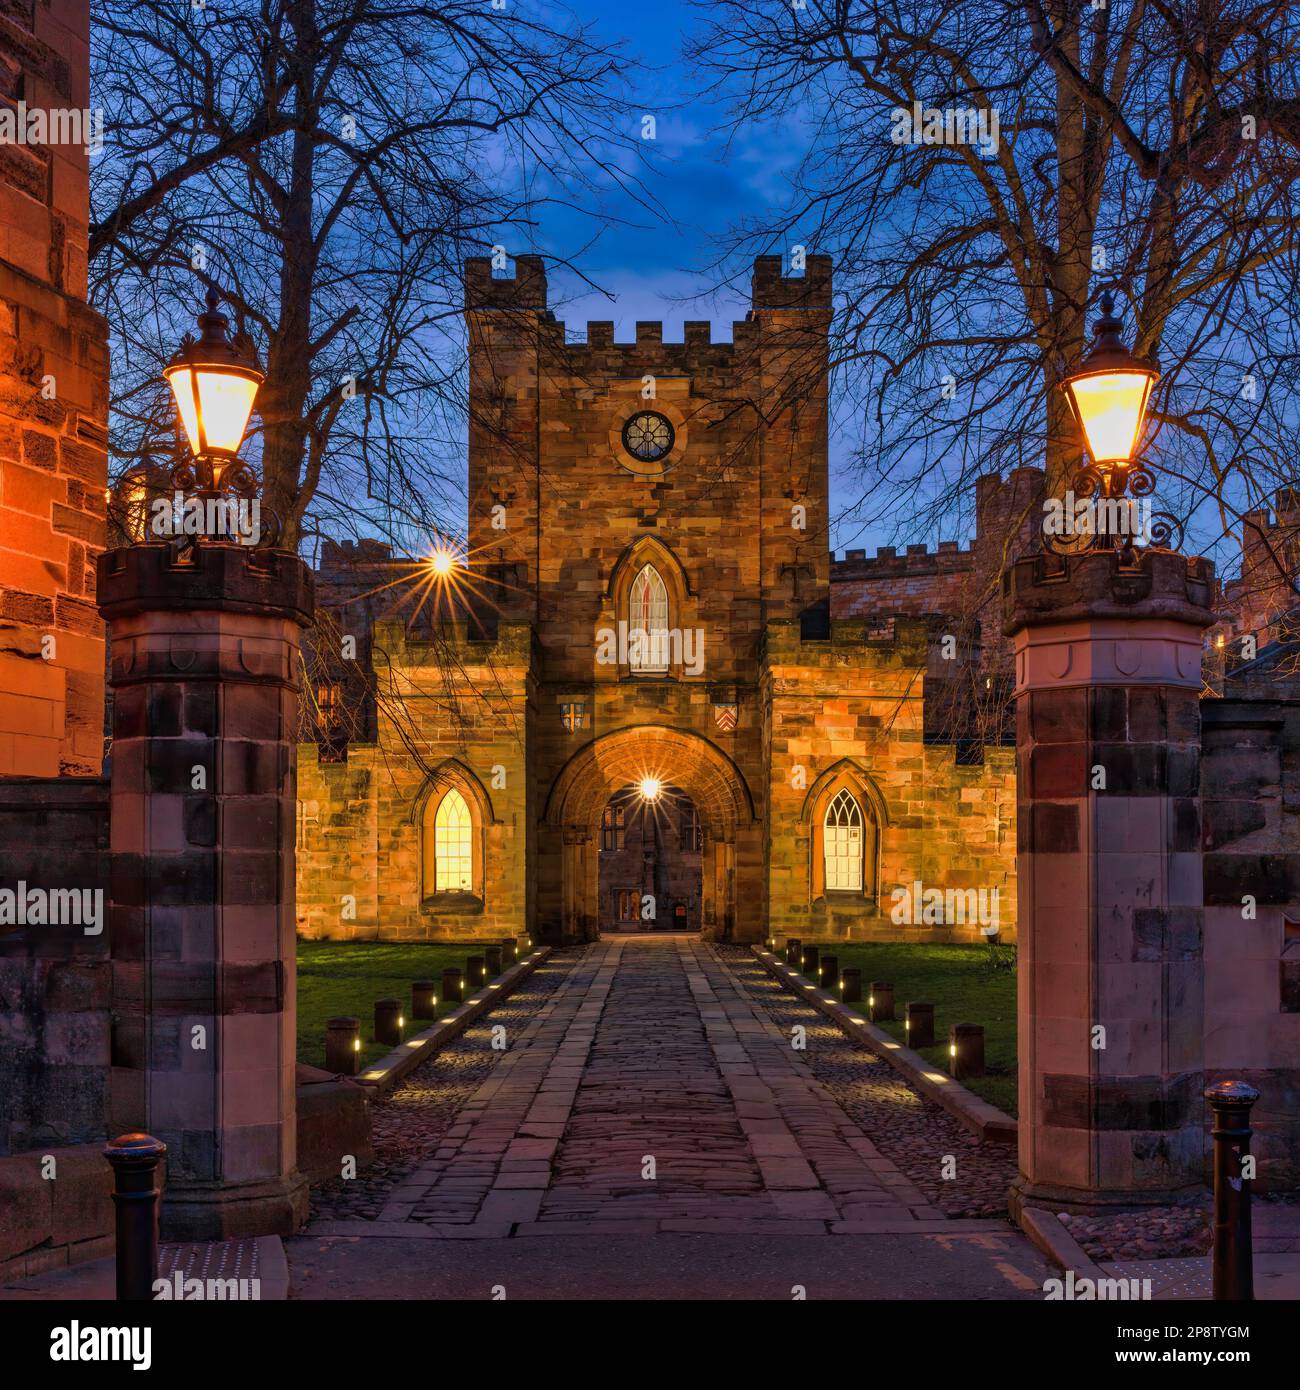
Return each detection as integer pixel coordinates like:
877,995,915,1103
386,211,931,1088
164,289,263,463
1061,293,1159,470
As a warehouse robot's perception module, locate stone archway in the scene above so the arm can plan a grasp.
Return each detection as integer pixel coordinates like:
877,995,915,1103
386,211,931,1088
543,726,759,942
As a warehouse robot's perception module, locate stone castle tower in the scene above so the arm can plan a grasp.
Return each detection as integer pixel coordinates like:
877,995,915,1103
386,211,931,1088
297,257,1017,944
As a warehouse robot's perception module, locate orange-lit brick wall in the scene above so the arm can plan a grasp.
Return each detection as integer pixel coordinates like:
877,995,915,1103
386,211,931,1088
0,0,110,776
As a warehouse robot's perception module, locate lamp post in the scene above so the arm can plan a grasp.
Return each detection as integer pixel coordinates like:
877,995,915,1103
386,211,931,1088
1057,292,1179,552
163,287,264,504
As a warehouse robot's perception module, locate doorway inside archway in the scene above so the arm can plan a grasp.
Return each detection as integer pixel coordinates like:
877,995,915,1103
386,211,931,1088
597,783,703,934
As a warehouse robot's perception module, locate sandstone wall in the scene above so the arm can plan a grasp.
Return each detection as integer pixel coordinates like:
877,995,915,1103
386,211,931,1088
0,0,109,777
296,617,534,941
762,618,1017,943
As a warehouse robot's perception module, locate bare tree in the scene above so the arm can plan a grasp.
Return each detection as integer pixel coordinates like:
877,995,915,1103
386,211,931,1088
93,0,646,549
689,0,1300,615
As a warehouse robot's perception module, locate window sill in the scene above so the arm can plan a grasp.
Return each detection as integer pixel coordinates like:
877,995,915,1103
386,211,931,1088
422,893,484,914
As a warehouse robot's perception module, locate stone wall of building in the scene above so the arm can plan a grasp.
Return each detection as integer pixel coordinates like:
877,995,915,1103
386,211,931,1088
1201,687,1300,1187
762,617,1017,942
831,466,1046,670
0,0,109,778
296,615,534,941
0,776,110,1156
1212,490,1299,661
596,787,703,931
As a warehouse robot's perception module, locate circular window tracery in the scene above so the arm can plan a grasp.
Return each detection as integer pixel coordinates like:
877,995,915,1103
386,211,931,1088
621,411,675,464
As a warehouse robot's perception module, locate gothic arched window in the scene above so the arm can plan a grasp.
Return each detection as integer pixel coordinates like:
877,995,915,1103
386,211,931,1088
823,789,864,892
433,787,473,893
628,563,670,674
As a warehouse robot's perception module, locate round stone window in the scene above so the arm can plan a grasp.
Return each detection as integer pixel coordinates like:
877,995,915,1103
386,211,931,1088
621,411,675,465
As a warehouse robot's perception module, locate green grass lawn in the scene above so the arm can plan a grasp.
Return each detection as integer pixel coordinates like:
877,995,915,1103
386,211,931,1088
800,941,1018,1117
296,941,507,1069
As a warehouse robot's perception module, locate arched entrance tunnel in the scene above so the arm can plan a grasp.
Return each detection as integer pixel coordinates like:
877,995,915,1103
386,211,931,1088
542,726,762,942
597,783,702,933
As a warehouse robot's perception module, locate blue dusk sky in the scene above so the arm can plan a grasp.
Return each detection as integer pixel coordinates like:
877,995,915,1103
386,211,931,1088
505,0,898,557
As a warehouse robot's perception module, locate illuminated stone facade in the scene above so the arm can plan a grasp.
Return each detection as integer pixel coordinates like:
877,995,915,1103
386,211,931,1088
297,258,1019,945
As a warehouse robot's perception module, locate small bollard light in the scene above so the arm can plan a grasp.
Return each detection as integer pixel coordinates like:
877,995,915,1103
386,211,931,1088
868,982,895,1022
484,944,503,978
842,968,862,1003
412,980,438,1022
1205,1079,1260,1301
466,954,485,990
800,944,820,979
326,1016,362,1074
442,966,463,1004
785,937,802,967
103,1133,167,1302
949,1023,985,1079
500,938,517,968
375,997,404,1047
904,1001,935,1048
819,954,839,993
516,935,531,958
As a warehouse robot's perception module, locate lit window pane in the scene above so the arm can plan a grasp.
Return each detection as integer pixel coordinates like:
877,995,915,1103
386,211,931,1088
824,789,863,891
435,788,473,892
628,564,669,673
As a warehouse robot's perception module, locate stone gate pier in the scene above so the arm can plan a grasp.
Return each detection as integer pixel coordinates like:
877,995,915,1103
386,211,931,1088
97,542,314,1239
1004,547,1216,1214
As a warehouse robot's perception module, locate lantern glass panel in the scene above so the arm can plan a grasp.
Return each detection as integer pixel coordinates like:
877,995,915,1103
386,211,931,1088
1068,369,1154,466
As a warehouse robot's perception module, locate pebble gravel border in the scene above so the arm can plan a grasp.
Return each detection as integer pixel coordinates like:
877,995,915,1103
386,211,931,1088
720,946,1016,1218
308,949,582,1223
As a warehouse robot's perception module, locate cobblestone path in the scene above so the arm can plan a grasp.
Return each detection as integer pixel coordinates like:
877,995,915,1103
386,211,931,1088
305,935,1014,1239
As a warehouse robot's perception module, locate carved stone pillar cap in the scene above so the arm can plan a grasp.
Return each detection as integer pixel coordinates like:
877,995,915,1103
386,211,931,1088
1003,547,1214,637
97,543,315,626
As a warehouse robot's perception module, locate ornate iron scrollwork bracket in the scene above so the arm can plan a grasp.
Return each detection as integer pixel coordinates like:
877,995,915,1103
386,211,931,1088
1044,459,1184,558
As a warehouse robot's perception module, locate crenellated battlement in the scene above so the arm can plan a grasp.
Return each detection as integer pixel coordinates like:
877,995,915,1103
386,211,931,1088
464,254,549,311
832,539,974,580
567,319,756,350
762,614,931,667
464,253,830,352
751,254,833,309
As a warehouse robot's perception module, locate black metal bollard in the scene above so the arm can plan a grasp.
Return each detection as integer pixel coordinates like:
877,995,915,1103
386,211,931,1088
375,997,404,1047
103,1133,167,1302
484,944,503,978
412,980,438,1021
800,944,819,979
442,966,463,1004
905,1001,934,1048
466,955,485,991
842,968,862,1002
819,954,839,993
325,1016,361,1074
949,1023,985,1079
1205,1080,1260,1301
785,937,802,967
500,938,517,969
868,981,894,1022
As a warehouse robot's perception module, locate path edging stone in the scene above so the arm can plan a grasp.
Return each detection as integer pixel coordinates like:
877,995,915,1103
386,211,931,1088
751,947,1017,1145
1018,1205,1109,1281
355,948,552,1096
